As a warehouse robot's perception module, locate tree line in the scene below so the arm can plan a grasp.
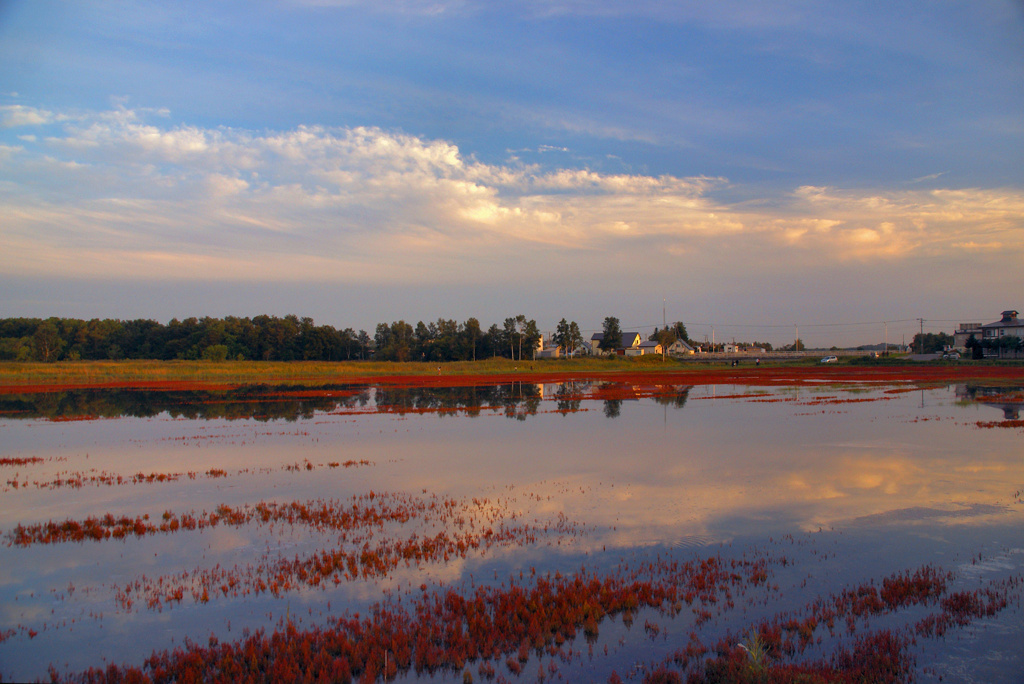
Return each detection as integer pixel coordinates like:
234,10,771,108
0,315,572,363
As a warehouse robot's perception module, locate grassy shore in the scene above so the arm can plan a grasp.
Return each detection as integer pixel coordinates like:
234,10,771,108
0,355,1015,389
0,356,697,387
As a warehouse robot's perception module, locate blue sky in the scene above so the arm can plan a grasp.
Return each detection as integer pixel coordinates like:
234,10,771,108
1,1,1022,347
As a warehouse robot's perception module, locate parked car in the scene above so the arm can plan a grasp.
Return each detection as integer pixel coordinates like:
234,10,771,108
820,355,838,364
942,352,961,360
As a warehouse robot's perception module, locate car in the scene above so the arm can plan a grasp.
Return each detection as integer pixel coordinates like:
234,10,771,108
942,352,960,360
820,355,838,363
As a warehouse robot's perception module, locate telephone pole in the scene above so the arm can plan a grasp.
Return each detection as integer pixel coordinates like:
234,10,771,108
918,318,924,354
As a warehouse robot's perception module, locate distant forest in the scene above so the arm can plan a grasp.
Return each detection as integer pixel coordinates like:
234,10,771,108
0,315,560,363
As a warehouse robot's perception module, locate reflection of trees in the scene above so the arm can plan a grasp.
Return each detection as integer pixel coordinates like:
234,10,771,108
651,386,693,409
554,381,592,414
603,399,622,418
374,383,542,420
1,381,695,423
0,385,371,422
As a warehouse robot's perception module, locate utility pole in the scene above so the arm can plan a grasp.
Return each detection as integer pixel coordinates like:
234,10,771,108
884,321,888,357
918,318,924,355
662,298,667,360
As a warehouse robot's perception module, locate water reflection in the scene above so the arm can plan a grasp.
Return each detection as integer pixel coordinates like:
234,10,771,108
955,384,1023,420
0,381,697,423
374,383,543,420
0,385,371,421
1,378,1023,682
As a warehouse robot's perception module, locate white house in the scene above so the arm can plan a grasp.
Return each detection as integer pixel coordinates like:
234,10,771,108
666,339,695,355
982,310,1023,341
626,340,663,356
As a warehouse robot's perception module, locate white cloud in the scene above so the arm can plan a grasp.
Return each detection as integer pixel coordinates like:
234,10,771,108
206,174,250,197
0,144,23,161
0,105,53,128
1,105,1022,288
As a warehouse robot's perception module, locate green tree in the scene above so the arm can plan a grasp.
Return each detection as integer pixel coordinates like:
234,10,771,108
502,317,518,359
965,334,983,360
434,318,459,361
515,314,528,361
553,318,583,357
522,318,541,360
374,320,414,361
650,326,676,352
599,317,622,354
201,344,230,362
984,335,1023,358
911,332,954,355
485,323,502,358
32,320,64,362
357,330,371,359
461,318,482,361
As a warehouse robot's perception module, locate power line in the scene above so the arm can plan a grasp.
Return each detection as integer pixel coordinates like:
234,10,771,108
582,316,965,340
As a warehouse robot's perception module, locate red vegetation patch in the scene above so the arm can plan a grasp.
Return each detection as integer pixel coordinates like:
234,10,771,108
4,459,374,492
976,419,1024,429
5,364,1024,397
43,559,1021,684
0,457,44,467
655,565,1019,683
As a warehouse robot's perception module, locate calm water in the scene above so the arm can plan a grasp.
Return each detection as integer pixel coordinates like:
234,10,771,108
0,379,1021,682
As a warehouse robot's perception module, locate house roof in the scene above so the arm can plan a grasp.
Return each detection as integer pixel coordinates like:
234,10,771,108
591,332,642,347
983,310,1021,329
638,340,660,348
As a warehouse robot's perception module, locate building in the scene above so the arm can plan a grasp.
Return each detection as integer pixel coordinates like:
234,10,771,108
666,339,695,355
590,332,642,355
981,310,1023,342
628,340,662,356
533,333,563,359
535,346,560,359
953,322,984,350
953,310,1022,355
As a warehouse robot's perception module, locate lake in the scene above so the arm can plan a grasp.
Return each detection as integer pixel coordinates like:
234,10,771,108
1,373,1022,682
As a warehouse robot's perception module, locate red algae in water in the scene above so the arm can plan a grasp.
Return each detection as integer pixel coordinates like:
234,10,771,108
5,367,1024,682
41,558,1021,684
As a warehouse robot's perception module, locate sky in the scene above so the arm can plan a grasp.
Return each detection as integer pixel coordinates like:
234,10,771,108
1,1,1023,348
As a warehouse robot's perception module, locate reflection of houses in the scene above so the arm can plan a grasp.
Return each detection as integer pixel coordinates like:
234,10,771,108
955,384,1023,420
